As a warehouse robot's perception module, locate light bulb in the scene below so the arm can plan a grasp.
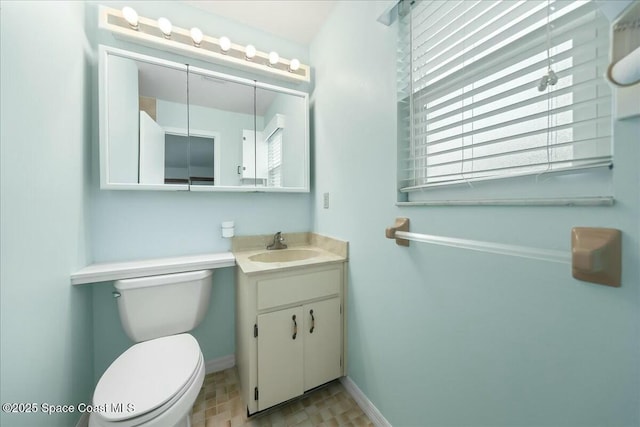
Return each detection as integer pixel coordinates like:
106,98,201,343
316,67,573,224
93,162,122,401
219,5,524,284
289,58,300,72
190,27,203,47
158,17,172,38
268,51,279,66
245,44,256,60
219,36,231,53
122,6,139,30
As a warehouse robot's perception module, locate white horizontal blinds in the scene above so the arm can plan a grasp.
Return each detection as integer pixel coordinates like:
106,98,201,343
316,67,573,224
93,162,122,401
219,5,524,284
268,130,283,187
401,0,611,190
397,1,413,189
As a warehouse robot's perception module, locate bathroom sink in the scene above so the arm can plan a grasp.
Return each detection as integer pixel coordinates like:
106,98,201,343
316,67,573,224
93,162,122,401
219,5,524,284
249,249,320,263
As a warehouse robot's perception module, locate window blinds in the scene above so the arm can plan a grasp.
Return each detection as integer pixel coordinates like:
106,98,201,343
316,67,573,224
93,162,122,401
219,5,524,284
399,0,612,191
268,130,283,187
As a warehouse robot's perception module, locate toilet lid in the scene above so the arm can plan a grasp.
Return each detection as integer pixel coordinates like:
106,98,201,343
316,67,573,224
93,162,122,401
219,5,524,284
93,334,201,422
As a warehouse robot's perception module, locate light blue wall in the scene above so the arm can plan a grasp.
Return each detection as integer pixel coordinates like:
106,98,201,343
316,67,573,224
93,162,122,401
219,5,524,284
311,1,640,426
0,2,94,426
86,1,312,381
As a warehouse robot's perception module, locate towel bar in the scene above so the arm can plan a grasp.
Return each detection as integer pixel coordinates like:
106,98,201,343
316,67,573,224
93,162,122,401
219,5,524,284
385,218,621,286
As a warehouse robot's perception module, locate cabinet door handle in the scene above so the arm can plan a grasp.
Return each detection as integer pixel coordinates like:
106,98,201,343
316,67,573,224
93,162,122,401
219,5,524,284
292,314,297,340
309,309,315,333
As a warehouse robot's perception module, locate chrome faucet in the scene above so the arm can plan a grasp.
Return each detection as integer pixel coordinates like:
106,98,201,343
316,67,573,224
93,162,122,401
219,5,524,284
267,231,288,250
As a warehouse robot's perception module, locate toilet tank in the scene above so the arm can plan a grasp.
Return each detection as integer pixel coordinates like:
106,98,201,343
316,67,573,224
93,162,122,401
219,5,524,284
114,270,212,342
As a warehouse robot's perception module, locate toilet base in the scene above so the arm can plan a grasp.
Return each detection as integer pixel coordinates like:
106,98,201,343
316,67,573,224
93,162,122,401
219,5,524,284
176,415,190,427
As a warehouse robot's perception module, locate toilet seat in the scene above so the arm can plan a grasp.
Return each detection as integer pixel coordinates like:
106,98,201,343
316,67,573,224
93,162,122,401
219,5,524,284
90,334,203,427
91,354,203,427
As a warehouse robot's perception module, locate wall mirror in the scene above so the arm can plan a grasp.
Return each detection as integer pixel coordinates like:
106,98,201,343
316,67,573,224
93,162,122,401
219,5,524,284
99,46,309,192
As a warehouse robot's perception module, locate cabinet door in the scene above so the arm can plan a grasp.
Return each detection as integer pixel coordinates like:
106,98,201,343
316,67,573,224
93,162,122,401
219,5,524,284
100,47,189,190
257,306,303,411
105,54,140,184
303,298,342,391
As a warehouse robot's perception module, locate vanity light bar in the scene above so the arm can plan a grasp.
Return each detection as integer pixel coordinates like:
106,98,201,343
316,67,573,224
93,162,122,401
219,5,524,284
99,6,311,83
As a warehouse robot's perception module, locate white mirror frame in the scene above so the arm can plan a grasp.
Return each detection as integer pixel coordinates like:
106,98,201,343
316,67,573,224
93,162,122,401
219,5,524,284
98,45,310,193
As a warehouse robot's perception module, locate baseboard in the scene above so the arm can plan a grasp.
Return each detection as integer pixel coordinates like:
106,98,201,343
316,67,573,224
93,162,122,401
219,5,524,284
75,412,90,427
340,376,392,427
205,354,235,374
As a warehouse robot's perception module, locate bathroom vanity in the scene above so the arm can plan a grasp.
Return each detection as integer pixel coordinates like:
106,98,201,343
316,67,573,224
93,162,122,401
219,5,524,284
233,233,347,415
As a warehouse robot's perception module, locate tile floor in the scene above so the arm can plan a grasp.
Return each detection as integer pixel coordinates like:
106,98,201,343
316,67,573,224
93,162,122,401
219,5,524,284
190,368,374,427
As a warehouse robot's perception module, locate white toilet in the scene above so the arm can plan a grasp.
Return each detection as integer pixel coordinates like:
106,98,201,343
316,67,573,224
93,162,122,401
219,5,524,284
89,270,213,427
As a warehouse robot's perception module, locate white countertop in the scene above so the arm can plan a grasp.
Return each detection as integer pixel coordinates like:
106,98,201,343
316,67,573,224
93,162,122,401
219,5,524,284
70,252,235,285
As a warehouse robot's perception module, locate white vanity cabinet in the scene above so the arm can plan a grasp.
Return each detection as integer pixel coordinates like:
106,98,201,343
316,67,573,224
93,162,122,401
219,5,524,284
236,263,346,415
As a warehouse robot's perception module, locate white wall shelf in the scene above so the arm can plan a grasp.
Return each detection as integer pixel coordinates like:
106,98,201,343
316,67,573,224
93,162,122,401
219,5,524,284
71,252,235,285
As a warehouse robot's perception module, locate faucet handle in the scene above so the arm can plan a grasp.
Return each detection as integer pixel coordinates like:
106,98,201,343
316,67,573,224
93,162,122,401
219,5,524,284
267,232,286,250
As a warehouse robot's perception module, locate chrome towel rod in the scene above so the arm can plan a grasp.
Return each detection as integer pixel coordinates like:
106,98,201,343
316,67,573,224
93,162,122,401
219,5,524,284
385,218,623,287
395,230,570,264
386,217,570,264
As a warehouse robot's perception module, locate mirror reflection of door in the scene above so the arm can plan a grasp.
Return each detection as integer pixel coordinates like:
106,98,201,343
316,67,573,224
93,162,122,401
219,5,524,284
188,136,215,185
188,70,255,187
106,53,189,186
162,133,217,185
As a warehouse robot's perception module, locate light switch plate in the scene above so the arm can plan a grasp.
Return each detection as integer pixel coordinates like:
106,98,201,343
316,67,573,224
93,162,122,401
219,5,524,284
323,192,330,209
